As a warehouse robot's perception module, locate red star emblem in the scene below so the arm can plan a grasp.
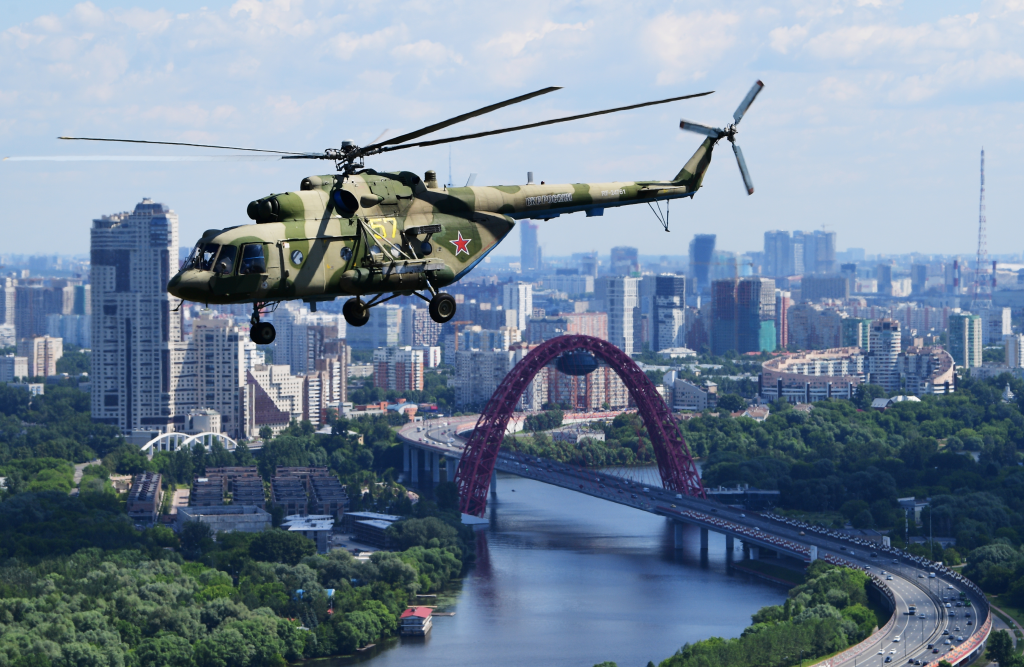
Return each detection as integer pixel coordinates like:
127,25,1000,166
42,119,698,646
450,231,471,256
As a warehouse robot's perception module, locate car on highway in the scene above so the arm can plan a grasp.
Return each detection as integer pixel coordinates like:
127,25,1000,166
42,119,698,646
887,575,893,580
893,636,900,642
932,648,939,654
885,657,892,663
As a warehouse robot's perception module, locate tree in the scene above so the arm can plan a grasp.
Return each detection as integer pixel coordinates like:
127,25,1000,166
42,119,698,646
716,394,745,412
181,521,216,560
249,529,316,565
434,481,459,511
987,630,1014,666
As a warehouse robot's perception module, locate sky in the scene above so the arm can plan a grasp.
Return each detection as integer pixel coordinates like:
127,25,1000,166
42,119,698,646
2,0,1024,260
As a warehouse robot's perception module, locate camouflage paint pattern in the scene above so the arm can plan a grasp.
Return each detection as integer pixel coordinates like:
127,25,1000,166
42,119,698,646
167,138,717,306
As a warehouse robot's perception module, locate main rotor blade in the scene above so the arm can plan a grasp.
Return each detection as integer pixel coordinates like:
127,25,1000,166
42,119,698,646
733,80,764,125
4,155,285,162
58,136,312,156
367,87,562,150
380,91,714,152
732,142,754,195
679,119,724,138
368,128,391,145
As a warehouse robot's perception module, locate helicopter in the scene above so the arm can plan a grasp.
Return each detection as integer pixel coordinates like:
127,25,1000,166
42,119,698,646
39,81,764,345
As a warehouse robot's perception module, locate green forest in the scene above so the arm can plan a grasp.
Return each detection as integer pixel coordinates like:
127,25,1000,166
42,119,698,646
658,560,879,667
0,379,477,666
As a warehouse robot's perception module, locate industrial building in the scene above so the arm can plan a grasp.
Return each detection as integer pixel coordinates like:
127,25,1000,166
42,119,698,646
177,505,272,533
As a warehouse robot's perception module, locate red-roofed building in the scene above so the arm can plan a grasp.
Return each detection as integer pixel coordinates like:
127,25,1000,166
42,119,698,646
399,607,433,636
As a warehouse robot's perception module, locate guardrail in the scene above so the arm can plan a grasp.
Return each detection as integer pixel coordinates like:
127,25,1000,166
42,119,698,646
808,588,897,667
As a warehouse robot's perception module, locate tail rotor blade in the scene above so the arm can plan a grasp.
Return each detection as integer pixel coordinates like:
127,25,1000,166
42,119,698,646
732,143,754,195
679,120,724,138
465,173,478,187
733,80,764,125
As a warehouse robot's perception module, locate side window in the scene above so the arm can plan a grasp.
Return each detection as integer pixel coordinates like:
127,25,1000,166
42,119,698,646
200,244,220,271
239,243,267,275
214,245,238,275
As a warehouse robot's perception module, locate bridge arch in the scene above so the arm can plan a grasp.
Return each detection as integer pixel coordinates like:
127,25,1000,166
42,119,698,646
455,335,705,516
140,431,239,456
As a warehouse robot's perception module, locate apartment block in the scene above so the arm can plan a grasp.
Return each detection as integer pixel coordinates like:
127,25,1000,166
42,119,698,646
16,336,63,378
126,472,163,525
373,346,425,392
948,312,982,369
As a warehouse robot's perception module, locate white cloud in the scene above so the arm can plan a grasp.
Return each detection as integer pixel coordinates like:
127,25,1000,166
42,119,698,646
331,25,408,60
483,21,591,58
769,24,808,53
817,76,861,101
391,40,464,66
116,9,174,34
645,11,740,84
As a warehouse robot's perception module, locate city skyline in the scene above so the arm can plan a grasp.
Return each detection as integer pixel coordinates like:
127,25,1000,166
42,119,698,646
1,2,1023,257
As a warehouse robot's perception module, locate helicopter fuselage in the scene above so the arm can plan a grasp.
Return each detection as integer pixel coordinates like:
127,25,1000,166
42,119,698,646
166,137,715,308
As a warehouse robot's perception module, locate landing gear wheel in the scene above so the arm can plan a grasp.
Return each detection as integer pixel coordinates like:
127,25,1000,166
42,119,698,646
343,298,370,327
429,292,457,323
250,321,276,345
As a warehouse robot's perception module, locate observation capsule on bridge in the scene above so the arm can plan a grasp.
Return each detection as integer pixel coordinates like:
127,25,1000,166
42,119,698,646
555,350,599,376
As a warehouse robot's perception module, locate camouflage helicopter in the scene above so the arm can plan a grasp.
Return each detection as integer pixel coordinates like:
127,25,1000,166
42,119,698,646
47,81,764,344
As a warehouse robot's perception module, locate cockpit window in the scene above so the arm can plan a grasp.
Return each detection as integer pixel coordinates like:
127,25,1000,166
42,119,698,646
213,245,238,275
200,244,220,271
238,243,266,275
184,243,202,270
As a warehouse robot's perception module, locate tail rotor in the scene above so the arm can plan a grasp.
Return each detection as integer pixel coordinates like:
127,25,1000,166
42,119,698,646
679,80,763,195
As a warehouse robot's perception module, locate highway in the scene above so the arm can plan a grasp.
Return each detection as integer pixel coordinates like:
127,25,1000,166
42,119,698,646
398,419,990,667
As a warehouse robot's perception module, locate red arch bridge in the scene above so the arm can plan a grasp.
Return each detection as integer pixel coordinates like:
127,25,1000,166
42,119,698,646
452,335,705,516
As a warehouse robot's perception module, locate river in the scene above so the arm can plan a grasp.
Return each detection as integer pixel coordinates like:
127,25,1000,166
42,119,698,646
323,470,788,667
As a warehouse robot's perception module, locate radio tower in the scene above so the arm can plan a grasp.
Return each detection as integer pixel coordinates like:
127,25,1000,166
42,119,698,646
972,148,991,307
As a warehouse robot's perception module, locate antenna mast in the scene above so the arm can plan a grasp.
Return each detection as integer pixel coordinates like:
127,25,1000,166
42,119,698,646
973,148,991,307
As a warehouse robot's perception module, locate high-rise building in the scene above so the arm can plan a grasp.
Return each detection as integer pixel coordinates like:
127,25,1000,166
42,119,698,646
977,305,1011,345
245,364,305,436
775,290,791,349
898,346,955,395
911,264,928,295
346,304,401,350
0,354,28,382
841,318,871,350
599,276,640,355
168,313,249,438
401,304,442,347
875,264,894,296
0,279,15,326
801,275,849,302
610,247,640,275
791,230,805,274
47,314,91,348
16,336,62,378
373,346,425,393
868,318,901,392
653,275,687,351
521,221,541,272
763,230,792,277
577,251,599,278
688,234,716,293
947,312,982,369
90,199,179,433
548,274,594,296
787,305,843,350
712,278,775,355
736,277,776,353
1006,334,1024,368
528,312,608,343
711,280,738,355
502,282,533,332
13,285,49,340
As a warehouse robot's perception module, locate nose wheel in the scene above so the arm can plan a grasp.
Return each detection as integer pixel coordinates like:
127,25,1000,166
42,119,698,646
343,298,371,327
250,321,276,345
429,292,457,323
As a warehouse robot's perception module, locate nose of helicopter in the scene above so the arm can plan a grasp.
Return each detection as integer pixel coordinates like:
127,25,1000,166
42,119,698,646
167,271,209,301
